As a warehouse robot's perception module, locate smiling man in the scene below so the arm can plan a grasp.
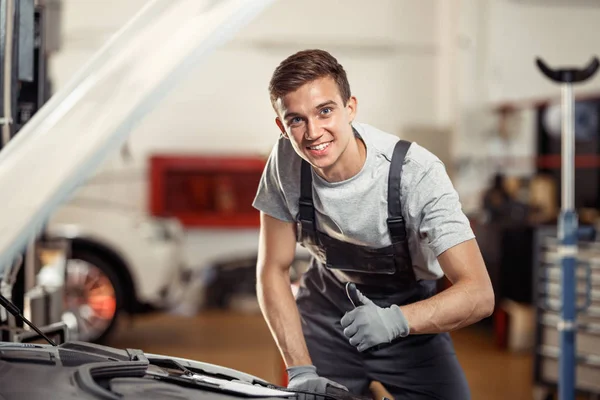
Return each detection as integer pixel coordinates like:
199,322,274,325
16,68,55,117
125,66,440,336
253,49,494,400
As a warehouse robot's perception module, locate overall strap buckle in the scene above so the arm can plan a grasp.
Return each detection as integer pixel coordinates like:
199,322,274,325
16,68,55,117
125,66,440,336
298,199,315,228
387,216,407,242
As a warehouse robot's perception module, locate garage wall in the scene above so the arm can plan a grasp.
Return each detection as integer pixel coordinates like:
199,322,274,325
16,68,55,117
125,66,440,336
485,0,600,104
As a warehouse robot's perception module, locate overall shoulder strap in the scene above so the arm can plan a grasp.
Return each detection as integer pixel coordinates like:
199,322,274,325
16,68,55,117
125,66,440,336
299,160,316,233
387,140,412,242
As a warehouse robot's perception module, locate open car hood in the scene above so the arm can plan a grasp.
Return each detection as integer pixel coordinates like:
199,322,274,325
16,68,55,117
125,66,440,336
0,340,369,400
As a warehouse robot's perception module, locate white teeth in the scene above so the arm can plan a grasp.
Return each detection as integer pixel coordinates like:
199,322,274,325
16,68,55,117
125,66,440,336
309,142,330,151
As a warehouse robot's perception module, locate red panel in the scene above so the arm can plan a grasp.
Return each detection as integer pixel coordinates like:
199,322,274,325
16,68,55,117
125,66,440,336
537,154,600,169
149,154,267,228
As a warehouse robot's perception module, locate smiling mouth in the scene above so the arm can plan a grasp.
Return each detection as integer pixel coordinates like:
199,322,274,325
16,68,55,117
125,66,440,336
307,141,332,151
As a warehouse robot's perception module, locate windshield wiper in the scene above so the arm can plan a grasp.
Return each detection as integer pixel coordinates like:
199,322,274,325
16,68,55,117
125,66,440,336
0,292,57,346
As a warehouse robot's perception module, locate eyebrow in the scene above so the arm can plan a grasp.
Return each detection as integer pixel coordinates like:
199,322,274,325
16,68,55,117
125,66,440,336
316,100,337,109
284,100,338,121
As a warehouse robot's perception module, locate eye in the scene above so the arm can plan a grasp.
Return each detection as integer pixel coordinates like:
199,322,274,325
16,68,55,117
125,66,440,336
320,107,332,115
290,117,303,125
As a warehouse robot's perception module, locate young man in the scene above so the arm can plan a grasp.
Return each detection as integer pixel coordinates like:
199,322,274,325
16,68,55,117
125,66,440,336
253,49,494,400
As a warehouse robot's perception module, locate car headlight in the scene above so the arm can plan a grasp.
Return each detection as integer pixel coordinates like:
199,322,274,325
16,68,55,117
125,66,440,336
36,238,69,288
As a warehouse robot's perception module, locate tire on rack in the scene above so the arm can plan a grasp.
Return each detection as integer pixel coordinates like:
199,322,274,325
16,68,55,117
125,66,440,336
64,248,124,344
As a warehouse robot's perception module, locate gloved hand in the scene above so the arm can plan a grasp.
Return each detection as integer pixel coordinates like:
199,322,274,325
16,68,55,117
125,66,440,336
340,287,410,352
287,365,348,400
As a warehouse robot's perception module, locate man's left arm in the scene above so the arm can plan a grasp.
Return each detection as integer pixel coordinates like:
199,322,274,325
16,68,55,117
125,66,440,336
400,238,495,334
399,157,494,334
341,159,494,350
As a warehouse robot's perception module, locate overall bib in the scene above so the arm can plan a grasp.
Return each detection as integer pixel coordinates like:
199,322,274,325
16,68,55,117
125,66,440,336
294,140,471,400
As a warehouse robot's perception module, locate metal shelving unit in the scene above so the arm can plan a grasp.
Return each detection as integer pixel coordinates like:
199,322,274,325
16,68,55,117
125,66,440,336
533,226,600,399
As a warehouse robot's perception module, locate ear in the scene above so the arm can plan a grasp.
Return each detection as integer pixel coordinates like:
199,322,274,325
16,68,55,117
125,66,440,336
346,96,358,123
275,117,288,139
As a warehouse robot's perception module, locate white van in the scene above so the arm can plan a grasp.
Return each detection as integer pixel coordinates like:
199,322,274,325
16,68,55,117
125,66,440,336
46,208,192,343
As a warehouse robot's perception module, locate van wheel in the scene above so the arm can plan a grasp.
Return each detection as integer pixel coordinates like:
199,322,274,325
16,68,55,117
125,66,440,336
64,249,123,343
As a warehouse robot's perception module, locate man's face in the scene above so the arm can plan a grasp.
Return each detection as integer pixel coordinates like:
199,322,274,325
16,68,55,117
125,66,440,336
274,76,357,172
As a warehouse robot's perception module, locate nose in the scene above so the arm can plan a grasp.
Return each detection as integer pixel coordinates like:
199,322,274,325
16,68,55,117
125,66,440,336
304,118,321,140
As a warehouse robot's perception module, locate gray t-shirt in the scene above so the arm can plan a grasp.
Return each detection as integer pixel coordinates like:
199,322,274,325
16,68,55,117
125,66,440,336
252,122,475,280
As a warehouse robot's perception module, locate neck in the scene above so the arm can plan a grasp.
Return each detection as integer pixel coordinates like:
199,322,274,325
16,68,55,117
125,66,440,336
317,136,366,183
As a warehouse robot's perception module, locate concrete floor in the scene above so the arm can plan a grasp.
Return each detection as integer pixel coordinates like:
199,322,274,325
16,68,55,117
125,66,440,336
107,311,538,400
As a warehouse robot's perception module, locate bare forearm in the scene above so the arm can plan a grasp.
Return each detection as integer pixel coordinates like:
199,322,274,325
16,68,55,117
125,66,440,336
257,268,312,367
401,281,495,334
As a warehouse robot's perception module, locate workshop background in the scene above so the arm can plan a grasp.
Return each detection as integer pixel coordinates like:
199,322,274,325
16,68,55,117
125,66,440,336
26,0,600,399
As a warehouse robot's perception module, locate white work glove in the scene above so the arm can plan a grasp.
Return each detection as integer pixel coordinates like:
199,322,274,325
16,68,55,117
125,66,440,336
340,287,410,352
287,365,348,400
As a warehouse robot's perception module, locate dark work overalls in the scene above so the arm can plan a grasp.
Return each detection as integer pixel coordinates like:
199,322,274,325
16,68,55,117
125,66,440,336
294,140,471,400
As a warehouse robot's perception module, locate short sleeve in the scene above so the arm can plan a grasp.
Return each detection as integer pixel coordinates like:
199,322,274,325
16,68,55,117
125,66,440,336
405,161,475,256
252,142,295,222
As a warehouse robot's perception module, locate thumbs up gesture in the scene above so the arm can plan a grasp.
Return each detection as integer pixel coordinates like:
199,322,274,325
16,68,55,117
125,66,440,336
340,284,410,352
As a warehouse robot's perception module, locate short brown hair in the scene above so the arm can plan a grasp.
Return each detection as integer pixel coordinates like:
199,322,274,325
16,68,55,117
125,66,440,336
269,49,351,107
